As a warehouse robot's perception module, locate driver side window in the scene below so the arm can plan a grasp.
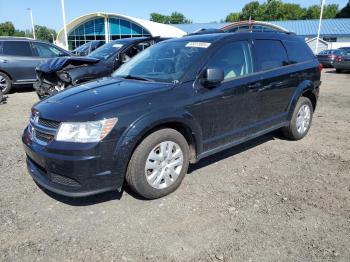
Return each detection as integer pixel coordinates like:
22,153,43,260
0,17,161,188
206,41,253,81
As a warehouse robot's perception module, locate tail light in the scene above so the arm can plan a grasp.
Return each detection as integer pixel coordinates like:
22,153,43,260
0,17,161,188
336,56,342,62
318,63,323,73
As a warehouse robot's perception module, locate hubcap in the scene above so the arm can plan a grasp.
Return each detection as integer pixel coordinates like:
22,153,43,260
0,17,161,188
145,141,184,189
296,104,311,134
0,75,7,90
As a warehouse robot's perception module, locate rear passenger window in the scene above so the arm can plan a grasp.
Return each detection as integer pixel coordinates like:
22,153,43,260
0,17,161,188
2,41,32,56
206,41,253,80
254,40,288,71
283,41,315,63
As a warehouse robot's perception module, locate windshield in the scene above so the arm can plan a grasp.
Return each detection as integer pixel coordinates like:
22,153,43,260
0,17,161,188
88,41,123,60
112,41,210,83
74,42,90,53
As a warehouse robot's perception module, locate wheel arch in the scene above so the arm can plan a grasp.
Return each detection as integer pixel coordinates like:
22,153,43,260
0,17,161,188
0,70,12,80
287,80,318,120
112,112,203,184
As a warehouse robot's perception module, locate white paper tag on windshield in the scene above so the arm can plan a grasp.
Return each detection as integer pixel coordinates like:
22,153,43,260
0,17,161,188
113,44,123,48
186,42,211,48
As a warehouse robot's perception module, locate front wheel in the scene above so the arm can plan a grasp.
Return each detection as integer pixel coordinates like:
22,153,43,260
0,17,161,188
336,69,342,73
282,97,313,140
126,128,189,199
0,72,12,94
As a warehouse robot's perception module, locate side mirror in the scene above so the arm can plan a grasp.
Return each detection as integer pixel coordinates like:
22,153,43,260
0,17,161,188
201,68,224,87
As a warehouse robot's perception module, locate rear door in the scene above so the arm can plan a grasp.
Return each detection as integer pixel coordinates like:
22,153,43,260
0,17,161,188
251,38,294,127
0,40,38,83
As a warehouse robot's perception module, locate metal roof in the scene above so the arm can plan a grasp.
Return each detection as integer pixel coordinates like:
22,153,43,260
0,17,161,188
173,19,350,37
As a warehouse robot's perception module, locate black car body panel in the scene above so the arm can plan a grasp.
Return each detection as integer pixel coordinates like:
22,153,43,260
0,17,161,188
22,32,321,197
34,36,166,99
0,37,71,86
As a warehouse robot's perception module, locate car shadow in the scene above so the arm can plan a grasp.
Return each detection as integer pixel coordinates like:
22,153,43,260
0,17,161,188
39,186,123,206
324,69,350,74
188,130,283,174
40,130,287,205
10,85,35,94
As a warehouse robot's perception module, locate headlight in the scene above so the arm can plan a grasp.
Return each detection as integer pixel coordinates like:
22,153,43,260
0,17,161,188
56,118,118,143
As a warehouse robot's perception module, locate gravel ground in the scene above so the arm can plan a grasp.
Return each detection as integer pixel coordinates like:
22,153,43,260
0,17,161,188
0,69,349,262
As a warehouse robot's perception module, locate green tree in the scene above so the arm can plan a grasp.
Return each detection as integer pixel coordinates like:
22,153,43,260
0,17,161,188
240,1,264,20
34,25,56,43
337,1,350,17
150,13,170,24
305,4,338,19
225,12,241,22
0,21,15,36
225,0,339,22
279,3,306,20
150,12,191,24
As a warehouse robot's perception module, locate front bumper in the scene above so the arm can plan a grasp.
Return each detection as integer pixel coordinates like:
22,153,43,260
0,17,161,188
22,126,124,197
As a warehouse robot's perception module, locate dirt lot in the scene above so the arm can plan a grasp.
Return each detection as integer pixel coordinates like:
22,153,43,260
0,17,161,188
0,69,349,262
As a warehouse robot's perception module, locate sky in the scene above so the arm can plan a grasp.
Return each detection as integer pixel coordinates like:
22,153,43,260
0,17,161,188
0,0,348,31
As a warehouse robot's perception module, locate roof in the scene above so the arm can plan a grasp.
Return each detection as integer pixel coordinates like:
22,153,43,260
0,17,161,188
173,19,350,37
56,12,186,46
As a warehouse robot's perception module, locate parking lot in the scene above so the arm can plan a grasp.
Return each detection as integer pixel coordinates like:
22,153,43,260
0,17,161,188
0,68,349,261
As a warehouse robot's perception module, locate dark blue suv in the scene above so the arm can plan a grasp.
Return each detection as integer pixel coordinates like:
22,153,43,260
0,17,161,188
22,32,321,199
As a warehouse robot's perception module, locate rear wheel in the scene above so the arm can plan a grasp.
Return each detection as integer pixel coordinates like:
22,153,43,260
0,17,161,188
126,128,189,199
0,72,12,94
282,97,313,140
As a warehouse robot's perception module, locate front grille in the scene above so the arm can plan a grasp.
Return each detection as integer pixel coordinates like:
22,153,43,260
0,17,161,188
51,173,81,187
38,118,60,129
34,129,54,143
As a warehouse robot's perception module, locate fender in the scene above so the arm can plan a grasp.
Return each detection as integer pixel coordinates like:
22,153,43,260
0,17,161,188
286,79,317,121
111,108,203,179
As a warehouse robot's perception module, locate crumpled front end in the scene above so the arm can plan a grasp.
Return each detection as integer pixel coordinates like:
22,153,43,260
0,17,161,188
34,56,100,99
34,69,73,99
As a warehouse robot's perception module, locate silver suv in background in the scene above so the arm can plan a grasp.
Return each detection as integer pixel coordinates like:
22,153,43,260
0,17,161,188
0,37,71,94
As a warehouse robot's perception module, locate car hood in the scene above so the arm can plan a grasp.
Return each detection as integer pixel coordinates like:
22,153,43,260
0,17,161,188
36,56,100,74
35,77,173,121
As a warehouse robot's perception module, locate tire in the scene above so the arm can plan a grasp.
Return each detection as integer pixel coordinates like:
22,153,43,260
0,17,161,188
281,97,313,140
0,72,12,94
126,128,189,199
336,69,342,73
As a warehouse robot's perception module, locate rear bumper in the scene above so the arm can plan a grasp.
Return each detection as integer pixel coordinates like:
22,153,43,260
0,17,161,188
22,126,124,197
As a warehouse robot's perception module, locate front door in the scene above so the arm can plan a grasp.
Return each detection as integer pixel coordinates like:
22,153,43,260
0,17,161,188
190,40,262,152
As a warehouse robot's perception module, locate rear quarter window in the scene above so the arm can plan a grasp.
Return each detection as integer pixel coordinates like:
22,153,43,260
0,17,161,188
254,39,288,71
283,41,315,63
2,41,32,56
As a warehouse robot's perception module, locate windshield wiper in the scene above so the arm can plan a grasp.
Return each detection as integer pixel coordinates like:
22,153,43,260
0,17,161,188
121,75,154,82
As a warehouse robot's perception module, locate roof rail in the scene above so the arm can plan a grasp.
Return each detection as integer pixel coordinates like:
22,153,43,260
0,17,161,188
0,36,34,40
187,28,224,36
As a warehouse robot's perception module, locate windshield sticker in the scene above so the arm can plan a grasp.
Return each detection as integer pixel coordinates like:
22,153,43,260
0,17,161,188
113,44,123,48
186,42,211,48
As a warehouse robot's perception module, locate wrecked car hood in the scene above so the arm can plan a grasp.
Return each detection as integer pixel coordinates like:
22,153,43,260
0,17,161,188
36,57,100,74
